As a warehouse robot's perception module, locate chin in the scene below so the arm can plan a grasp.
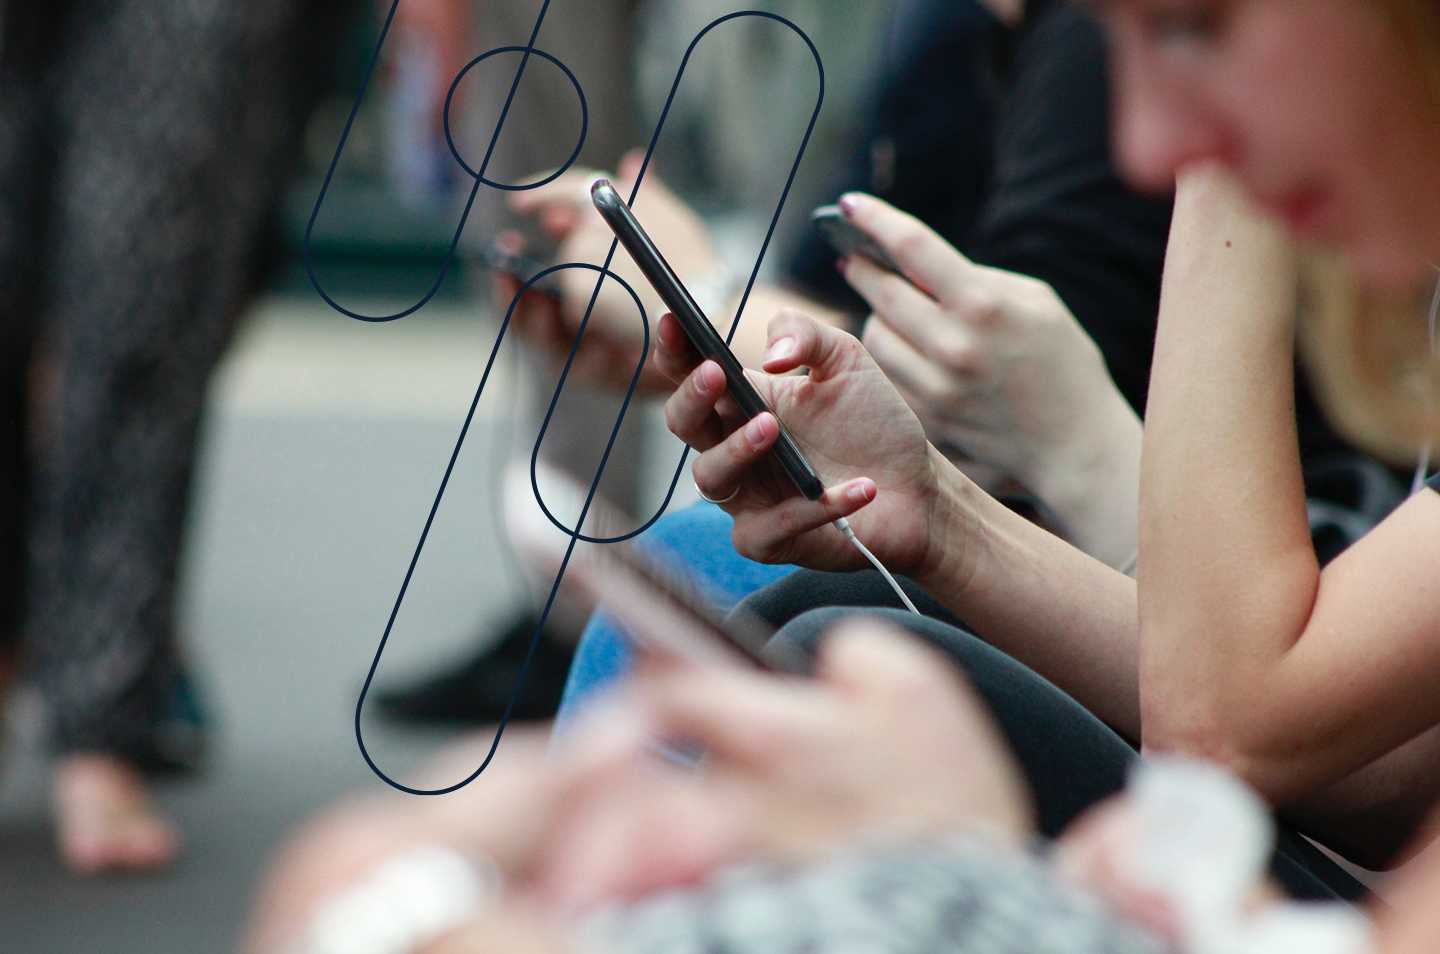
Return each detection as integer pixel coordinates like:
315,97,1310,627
1343,236,1437,294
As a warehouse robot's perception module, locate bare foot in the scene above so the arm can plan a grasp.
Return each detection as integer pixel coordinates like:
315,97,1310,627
53,754,181,874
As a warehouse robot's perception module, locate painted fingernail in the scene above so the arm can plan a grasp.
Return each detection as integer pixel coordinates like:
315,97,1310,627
764,336,796,364
745,414,773,448
838,193,860,217
847,480,875,504
835,256,850,274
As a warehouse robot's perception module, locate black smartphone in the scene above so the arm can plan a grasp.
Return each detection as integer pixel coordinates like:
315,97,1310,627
472,240,562,301
590,178,825,500
810,204,908,275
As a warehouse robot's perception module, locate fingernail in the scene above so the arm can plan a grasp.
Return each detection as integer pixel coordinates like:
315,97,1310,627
835,256,850,274
838,193,860,217
695,363,717,395
847,480,874,504
764,336,796,364
745,415,772,448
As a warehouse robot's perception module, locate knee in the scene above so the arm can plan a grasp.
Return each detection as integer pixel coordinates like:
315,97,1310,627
767,606,925,672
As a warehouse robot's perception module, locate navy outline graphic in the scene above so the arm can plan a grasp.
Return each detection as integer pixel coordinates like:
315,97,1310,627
307,3,824,794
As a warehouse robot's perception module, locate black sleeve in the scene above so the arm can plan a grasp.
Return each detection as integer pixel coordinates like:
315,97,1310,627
969,4,1172,414
783,0,1002,314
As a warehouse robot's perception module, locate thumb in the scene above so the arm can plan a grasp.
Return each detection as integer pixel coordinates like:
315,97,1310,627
815,621,942,694
761,309,862,381
618,148,647,183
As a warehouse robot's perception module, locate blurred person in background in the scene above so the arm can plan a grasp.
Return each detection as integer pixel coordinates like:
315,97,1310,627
0,0,349,872
373,0,888,726
370,0,649,725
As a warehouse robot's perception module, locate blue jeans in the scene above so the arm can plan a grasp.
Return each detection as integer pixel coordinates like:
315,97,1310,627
554,502,795,727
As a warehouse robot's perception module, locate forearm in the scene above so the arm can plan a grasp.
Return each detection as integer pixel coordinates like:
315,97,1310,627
917,451,1141,739
1028,387,1143,574
1286,726,1440,869
1137,167,1317,761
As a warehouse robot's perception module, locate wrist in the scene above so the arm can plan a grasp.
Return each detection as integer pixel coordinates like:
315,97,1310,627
912,445,989,600
1028,394,1142,529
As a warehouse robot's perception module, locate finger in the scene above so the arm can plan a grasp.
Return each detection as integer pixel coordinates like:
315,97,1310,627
760,309,863,381
815,621,968,704
836,192,973,303
690,412,780,504
651,311,703,384
663,360,729,450
842,254,945,350
507,167,602,215
629,664,833,767
731,478,877,562
491,270,521,308
860,318,958,408
713,388,749,432
540,204,580,240
617,148,646,184
503,281,571,354
630,641,702,680
495,228,526,255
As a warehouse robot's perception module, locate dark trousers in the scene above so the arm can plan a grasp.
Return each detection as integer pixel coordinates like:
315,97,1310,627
738,568,1371,903
0,0,347,763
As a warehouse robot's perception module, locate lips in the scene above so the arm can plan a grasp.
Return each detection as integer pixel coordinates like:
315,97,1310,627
1258,185,1334,237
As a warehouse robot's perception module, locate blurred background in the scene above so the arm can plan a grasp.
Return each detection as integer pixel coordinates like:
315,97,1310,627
0,0,893,949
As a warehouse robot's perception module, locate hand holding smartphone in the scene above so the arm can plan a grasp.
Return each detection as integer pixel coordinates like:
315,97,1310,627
589,179,825,500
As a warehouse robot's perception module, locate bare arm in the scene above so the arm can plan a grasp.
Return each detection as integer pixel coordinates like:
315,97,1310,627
1137,165,1440,809
916,455,1143,739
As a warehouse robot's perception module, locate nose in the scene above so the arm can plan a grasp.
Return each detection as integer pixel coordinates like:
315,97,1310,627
1110,60,1234,192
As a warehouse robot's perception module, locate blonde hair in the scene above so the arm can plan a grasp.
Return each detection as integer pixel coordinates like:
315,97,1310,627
1298,259,1440,465
1296,0,1440,466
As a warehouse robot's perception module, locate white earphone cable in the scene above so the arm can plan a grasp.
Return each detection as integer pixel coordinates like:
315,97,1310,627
832,516,922,616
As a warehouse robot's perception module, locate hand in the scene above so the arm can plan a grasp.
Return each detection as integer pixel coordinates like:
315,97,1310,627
244,731,582,953
654,305,957,576
495,268,672,393
840,192,1131,489
535,622,1035,910
836,192,1142,569
501,150,725,391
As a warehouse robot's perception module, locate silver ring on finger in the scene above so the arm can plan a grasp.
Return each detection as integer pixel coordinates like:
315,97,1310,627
694,476,740,505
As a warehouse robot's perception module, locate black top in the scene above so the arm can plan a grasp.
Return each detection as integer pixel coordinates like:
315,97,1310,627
784,0,1400,486
786,0,1170,414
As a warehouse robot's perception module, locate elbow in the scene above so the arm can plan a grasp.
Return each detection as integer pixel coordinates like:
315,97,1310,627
1139,698,1300,805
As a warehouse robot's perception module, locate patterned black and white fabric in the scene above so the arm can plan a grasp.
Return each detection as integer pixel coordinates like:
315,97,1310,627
578,837,1168,954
